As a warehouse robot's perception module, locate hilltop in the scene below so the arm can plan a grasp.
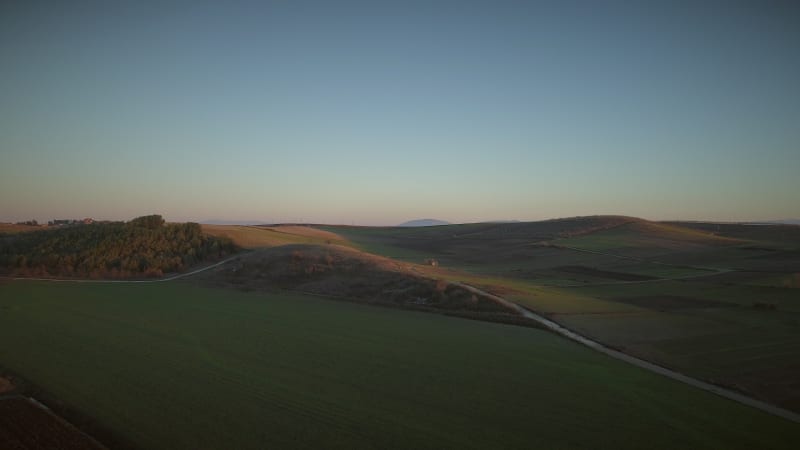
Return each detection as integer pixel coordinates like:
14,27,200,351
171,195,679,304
397,219,450,227
0,215,236,278
325,215,742,266
200,243,526,323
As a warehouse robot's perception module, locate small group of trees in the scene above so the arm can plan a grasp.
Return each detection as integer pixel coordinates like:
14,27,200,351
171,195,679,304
0,215,237,278
128,214,165,230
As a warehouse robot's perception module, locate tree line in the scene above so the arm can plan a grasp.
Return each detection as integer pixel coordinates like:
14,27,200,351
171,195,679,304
0,215,237,278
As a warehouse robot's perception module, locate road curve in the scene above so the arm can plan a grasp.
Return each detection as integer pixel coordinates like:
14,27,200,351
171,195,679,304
452,281,800,424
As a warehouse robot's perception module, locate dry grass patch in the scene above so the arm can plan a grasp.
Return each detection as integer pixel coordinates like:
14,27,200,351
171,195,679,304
202,244,520,316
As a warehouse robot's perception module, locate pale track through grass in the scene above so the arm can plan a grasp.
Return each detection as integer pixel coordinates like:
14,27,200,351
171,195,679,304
452,281,800,424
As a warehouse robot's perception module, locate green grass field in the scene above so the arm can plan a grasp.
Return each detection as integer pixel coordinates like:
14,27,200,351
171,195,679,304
554,279,800,411
314,219,800,413
553,221,740,256
317,225,436,261
1,281,798,449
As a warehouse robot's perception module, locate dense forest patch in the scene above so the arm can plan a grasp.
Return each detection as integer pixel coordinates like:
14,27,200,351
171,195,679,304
0,215,237,278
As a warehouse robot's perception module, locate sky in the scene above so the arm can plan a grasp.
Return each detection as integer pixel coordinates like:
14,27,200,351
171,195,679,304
1,0,798,225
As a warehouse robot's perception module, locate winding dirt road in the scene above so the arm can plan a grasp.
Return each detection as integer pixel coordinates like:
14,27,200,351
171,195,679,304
453,281,800,424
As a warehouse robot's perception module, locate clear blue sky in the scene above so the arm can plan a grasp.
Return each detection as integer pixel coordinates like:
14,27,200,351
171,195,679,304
1,1,798,225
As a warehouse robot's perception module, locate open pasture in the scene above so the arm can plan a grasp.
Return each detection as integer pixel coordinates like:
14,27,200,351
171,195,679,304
321,217,645,268
317,219,800,413
0,223,43,235
201,224,348,249
557,279,800,411
1,281,798,449
666,222,800,249
553,221,741,257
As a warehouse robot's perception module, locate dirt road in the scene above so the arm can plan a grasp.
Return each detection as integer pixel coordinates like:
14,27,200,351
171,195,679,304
452,281,800,424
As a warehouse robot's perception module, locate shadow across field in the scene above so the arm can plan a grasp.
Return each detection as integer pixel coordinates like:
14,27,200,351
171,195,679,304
198,244,543,328
317,217,800,414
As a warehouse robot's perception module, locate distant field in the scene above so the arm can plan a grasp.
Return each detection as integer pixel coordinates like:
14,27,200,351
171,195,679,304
317,225,435,261
317,218,800,412
666,222,800,249
1,281,798,449
554,278,800,411
553,221,741,256
202,224,347,249
0,223,43,234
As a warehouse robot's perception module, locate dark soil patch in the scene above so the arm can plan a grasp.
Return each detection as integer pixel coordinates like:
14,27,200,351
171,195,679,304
613,295,738,311
752,249,800,258
555,266,656,281
695,271,769,283
709,360,800,414
0,397,107,449
0,376,14,394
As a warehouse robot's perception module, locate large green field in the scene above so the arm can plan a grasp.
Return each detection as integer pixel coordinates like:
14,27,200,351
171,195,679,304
0,281,798,449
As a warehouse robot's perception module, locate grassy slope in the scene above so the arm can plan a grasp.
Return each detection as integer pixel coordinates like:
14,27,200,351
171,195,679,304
317,219,800,412
320,217,642,264
200,243,521,317
322,218,743,280
1,282,798,450
201,224,348,249
0,224,43,234
554,221,741,255
558,279,800,409
316,225,436,260
666,222,800,249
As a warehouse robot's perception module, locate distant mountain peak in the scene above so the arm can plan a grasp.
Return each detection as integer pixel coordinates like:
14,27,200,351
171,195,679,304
397,219,450,227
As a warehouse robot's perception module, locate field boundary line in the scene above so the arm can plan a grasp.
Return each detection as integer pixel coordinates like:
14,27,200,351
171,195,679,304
452,281,800,424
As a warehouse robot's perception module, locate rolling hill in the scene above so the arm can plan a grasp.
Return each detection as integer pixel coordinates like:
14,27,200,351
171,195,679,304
200,243,523,321
397,219,450,227
4,213,800,447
